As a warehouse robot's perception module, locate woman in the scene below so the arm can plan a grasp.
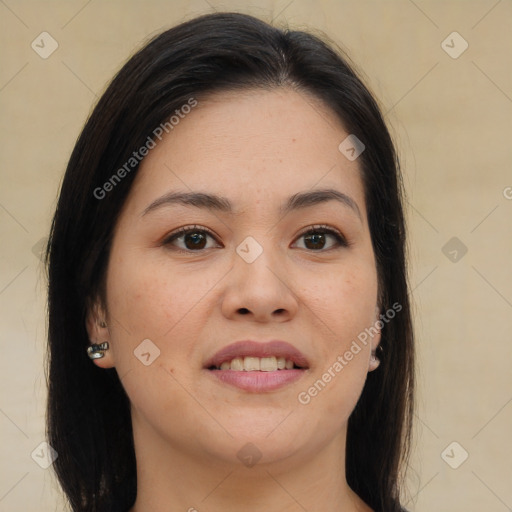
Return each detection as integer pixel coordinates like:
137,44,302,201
45,11,414,512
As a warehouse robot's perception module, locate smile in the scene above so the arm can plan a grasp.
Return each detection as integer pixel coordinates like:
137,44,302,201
205,340,309,392
209,356,302,371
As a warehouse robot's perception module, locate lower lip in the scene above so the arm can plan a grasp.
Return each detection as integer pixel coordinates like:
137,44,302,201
207,369,306,392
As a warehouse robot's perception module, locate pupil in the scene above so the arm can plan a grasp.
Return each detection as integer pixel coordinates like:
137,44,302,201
185,232,206,250
306,233,324,250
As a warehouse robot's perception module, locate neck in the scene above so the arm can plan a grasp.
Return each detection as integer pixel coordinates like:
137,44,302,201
128,411,372,512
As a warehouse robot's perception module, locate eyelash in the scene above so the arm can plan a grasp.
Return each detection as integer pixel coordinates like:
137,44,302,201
162,224,348,253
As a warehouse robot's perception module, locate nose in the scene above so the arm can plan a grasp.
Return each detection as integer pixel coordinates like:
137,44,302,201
221,244,299,323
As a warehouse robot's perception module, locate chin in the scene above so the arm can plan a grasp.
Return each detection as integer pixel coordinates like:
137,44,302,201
203,415,317,466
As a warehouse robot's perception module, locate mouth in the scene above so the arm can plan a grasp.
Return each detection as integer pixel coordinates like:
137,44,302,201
208,356,305,371
204,340,309,392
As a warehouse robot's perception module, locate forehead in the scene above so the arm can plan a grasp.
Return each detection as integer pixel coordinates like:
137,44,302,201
124,87,367,220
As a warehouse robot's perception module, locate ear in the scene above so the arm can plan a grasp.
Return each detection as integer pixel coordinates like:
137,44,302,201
85,298,115,369
368,306,382,372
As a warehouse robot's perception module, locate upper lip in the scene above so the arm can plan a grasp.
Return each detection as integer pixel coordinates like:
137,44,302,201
204,340,309,369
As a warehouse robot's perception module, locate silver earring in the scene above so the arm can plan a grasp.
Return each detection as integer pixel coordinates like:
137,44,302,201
87,342,109,359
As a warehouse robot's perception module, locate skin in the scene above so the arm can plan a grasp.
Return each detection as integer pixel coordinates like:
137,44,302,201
87,87,381,512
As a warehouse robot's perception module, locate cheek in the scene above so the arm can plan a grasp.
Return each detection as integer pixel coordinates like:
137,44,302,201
297,259,378,343
103,251,215,384
294,259,377,419
104,252,224,436
297,321,373,436
105,249,220,338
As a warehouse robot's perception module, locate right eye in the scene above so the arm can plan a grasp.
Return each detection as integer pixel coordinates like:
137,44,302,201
162,225,222,252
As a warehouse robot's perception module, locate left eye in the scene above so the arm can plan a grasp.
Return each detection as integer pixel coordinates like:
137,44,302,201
292,226,348,251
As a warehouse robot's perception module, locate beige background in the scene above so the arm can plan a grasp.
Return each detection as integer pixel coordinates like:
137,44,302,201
1,1,511,510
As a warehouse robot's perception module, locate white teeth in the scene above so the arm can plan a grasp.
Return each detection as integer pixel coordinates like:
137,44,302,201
260,357,277,372
244,356,260,371
216,356,298,371
231,357,244,371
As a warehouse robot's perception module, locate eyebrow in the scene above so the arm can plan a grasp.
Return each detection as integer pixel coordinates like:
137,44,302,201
142,187,362,221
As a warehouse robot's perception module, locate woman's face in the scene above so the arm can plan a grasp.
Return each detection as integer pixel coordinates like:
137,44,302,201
88,87,380,468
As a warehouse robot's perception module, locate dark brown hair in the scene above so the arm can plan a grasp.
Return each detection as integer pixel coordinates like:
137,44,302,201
46,11,414,511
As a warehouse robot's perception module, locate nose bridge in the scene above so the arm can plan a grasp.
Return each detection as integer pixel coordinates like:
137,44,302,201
221,233,298,321
235,233,285,292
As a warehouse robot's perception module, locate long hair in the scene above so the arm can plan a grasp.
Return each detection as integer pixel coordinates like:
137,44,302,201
45,11,414,511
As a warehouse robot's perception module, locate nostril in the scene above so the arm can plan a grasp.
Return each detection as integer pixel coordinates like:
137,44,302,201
238,308,250,315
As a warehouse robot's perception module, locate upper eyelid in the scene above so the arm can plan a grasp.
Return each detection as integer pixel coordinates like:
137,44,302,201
295,224,344,238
